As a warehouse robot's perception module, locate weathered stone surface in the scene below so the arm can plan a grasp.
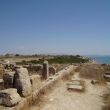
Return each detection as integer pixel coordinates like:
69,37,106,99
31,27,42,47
3,71,15,89
49,66,56,75
0,67,4,79
30,75,42,91
67,84,83,91
24,64,43,75
67,80,85,91
0,97,29,110
104,72,110,82
0,88,21,107
42,61,49,79
14,68,32,97
0,79,4,90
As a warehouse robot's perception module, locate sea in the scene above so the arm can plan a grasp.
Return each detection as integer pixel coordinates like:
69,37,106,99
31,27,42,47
87,55,110,64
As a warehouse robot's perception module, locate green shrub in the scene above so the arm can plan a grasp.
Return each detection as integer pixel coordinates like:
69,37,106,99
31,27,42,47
16,55,89,65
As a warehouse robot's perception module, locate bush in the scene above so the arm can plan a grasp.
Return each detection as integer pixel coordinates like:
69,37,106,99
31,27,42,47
48,55,89,64
16,55,89,65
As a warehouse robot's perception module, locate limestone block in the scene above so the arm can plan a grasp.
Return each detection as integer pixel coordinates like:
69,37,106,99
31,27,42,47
0,88,21,107
14,68,32,97
3,71,15,88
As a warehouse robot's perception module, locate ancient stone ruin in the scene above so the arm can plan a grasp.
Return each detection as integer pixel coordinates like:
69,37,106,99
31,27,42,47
0,60,76,110
14,67,32,97
42,61,49,79
0,88,21,107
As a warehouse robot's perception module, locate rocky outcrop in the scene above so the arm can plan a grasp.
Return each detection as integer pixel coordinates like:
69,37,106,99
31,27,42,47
14,68,32,97
0,88,21,107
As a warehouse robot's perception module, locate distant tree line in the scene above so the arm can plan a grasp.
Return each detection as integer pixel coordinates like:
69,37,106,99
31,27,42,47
16,55,89,65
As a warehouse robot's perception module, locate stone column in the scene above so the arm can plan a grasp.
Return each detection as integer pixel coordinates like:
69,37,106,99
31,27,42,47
42,61,49,79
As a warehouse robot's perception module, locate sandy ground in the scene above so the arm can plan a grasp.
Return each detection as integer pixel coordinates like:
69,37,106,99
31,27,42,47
30,72,107,110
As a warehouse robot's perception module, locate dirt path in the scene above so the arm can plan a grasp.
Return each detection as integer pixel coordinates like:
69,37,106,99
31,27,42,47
30,72,107,110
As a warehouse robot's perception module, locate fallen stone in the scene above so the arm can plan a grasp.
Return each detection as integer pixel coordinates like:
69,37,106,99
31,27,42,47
0,88,21,107
104,74,110,82
14,68,32,97
67,79,85,91
67,84,83,91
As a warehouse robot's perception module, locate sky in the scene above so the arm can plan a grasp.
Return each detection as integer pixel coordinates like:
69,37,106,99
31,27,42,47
0,0,110,55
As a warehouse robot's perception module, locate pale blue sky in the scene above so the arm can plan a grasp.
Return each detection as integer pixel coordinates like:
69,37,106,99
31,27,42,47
0,0,110,55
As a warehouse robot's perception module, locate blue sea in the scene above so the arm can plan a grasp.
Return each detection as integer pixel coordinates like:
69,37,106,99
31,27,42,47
87,55,110,64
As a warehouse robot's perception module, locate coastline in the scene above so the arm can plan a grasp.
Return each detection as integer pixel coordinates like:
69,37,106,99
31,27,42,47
87,55,110,64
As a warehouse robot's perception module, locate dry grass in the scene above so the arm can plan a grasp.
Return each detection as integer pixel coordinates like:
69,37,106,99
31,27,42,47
79,64,105,81
103,65,110,72
102,92,110,110
62,70,75,81
74,67,80,72
32,79,59,108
